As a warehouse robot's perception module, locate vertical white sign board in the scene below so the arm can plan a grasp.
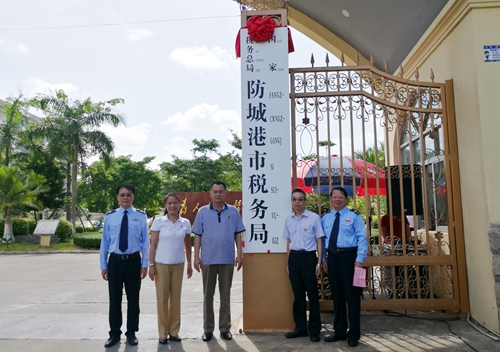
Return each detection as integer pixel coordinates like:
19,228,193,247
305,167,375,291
241,27,290,253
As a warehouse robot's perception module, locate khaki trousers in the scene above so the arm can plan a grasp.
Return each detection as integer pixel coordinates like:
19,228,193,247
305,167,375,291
201,264,234,333
154,262,184,338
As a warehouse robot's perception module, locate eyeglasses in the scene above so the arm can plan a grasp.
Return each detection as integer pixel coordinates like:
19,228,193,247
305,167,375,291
118,193,133,198
292,198,305,202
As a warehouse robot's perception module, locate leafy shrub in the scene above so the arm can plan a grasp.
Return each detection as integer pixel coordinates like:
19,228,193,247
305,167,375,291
0,218,32,236
305,193,331,215
55,220,73,242
26,219,37,235
76,225,100,234
371,215,379,229
74,232,101,249
12,218,29,236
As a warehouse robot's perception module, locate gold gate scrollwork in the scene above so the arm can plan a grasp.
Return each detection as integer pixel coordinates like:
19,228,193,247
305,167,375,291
290,56,468,314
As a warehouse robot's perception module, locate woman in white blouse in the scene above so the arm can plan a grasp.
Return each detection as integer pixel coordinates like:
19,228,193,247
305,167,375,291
149,193,192,344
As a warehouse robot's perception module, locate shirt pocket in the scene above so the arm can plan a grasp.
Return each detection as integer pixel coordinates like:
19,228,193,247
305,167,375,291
340,221,356,237
322,217,333,235
301,226,316,240
130,220,143,236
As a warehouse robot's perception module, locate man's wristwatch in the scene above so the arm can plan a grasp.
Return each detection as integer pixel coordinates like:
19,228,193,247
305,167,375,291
149,263,155,267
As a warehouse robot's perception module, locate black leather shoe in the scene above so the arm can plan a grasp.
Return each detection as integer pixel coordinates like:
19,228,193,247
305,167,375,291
348,339,359,347
126,335,138,346
159,338,168,344
220,331,232,340
285,330,308,338
104,335,120,348
324,332,347,342
202,332,213,342
310,334,320,342
169,336,182,342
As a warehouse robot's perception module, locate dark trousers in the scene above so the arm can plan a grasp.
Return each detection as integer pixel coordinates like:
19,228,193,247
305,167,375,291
288,250,321,334
107,253,142,337
327,250,362,340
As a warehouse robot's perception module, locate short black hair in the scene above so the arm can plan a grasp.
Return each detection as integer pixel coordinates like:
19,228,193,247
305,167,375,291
210,181,227,190
330,186,348,198
291,188,307,199
116,183,135,195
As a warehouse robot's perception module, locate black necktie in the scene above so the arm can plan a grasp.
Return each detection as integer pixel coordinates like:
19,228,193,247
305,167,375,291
119,210,128,252
328,212,340,251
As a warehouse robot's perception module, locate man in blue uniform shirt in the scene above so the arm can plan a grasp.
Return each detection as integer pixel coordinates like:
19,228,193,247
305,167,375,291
322,186,368,347
100,183,150,348
283,188,325,342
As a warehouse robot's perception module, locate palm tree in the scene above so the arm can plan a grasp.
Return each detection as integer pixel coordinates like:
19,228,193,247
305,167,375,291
0,165,48,242
318,140,335,157
354,142,385,168
0,95,29,166
29,90,125,235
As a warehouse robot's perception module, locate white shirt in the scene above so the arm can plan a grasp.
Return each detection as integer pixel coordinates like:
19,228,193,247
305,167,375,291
150,215,191,265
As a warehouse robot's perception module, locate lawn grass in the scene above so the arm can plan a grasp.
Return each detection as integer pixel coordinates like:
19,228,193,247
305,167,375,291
0,240,92,252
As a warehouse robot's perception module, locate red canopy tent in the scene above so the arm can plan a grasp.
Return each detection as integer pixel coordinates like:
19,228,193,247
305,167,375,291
294,156,386,197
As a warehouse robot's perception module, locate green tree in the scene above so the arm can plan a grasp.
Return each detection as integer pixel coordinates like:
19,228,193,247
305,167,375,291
354,142,385,168
23,146,66,216
318,140,335,157
29,90,125,235
78,155,162,217
159,135,242,193
0,165,48,242
0,95,29,166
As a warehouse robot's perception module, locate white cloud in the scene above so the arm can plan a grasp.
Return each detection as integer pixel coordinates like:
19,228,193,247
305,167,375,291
170,45,237,70
158,104,241,162
162,136,193,160
21,77,79,96
163,103,240,132
17,43,28,52
101,123,152,157
127,28,152,42
0,40,29,53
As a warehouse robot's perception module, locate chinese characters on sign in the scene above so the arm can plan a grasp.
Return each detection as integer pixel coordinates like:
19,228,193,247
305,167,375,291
483,45,500,62
174,192,242,224
241,27,291,253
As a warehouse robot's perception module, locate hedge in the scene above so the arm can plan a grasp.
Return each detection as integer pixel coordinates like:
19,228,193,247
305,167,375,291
73,233,196,249
26,219,37,235
74,232,101,249
52,220,72,242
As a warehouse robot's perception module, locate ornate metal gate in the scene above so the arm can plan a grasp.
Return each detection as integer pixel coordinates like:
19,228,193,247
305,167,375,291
290,56,469,314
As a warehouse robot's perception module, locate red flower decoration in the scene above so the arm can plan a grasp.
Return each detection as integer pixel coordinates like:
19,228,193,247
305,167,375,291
247,15,276,42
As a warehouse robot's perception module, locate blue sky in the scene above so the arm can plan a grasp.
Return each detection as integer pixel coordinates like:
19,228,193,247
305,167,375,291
0,0,338,168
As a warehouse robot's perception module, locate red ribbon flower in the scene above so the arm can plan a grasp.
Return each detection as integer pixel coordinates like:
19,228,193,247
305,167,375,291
247,15,276,42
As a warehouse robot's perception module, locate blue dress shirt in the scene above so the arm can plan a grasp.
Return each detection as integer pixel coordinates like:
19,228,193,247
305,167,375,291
100,206,150,270
321,207,368,263
283,209,325,251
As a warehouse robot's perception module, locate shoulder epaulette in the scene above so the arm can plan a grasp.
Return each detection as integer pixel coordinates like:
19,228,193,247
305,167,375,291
106,209,116,215
137,209,146,214
349,208,361,215
321,210,331,217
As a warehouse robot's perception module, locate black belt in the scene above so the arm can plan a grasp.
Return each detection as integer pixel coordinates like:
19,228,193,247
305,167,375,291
290,250,316,254
110,251,140,260
328,247,357,255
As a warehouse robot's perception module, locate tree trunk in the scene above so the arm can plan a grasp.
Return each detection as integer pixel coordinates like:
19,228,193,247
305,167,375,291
70,142,79,236
65,163,71,221
2,212,15,243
